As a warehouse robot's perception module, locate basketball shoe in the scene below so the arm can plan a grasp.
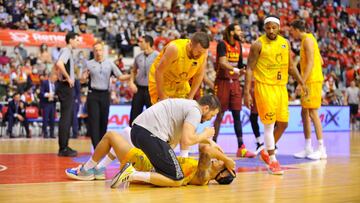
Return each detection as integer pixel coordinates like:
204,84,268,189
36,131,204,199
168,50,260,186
94,166,106,180
259,149,271,166
294,147,313,159
307,147,327,160
268,160,284,175
65,165,95,181
110,163,136,188
236,144,256,158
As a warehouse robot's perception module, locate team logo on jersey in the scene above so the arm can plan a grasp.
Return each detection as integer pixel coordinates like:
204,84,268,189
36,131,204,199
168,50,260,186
179,72,189,79
275,53,282,64
281,44,286,48
264,112,275,121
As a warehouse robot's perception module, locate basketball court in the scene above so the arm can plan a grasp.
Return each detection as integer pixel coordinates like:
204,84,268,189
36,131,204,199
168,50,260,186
1,131,359,202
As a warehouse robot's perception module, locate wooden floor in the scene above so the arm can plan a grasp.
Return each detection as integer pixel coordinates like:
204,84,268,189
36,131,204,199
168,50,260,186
1,132,360,203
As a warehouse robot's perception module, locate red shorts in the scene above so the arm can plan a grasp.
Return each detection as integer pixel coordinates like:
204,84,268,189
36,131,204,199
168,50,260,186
214,79,242,112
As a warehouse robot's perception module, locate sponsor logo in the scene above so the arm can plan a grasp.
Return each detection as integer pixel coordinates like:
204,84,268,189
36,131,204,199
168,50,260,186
108,114,129,125
9,32,29,42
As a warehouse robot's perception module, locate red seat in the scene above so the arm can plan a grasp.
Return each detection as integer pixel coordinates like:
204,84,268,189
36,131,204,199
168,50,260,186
26,106,39,119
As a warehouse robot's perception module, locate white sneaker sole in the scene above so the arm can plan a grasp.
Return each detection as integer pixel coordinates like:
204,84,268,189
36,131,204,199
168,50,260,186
267,168,284,175
65,169,95,181
95,174,106,180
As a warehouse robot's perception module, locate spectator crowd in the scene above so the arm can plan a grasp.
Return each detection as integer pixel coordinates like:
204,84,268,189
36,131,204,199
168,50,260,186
0,0,359,137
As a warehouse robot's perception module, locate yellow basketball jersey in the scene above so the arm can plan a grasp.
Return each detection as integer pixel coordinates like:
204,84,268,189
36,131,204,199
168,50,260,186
148,39,206,98
300,33,324,83
121,148,198,185
254,35,289,85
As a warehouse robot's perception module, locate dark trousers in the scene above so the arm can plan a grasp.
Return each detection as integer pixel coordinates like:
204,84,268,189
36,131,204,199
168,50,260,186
7,115,30,136
72,100,79,137
42,103,56,137
129,85,151,126
87,90,110,148
57,82,74,150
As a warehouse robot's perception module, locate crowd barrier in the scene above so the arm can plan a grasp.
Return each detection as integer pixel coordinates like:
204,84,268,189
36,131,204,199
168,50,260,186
108,105,350,133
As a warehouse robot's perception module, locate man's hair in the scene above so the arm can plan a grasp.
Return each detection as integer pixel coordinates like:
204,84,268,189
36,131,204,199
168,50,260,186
93,41,103,47
13,92,20,97
197,94,221,110
290,20,306,32
65,32,79,44
191,32,210,49
223,24,238,43
215,169,236,185
143,35,154,47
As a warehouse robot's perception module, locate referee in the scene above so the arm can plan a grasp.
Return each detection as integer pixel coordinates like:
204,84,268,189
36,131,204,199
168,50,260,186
55,32,79,157
82,42,130,148
129,35,159,126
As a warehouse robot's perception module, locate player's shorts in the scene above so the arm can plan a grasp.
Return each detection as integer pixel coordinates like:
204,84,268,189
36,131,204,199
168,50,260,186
149,81,190,104
214,79,242,112
120,147,153,172
121,144,198,185
301,82,323,109
130,124,184,180
254,82,289,124
349,104,358,116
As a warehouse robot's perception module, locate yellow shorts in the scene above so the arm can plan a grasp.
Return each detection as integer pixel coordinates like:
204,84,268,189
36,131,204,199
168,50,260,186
254,82,289,124
120,148,153,171
149,81,191,104
301,82,322,109
120,148,198,185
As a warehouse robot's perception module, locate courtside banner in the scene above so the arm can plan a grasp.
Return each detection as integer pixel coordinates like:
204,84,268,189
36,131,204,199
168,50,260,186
107,105,349,133
0,29,95,48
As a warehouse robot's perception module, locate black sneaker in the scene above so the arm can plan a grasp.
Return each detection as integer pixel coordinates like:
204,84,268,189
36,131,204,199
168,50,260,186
58,147,78,157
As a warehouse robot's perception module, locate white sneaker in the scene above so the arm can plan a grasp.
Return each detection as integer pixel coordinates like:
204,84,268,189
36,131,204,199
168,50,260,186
307,147,327,160
294,148,313,159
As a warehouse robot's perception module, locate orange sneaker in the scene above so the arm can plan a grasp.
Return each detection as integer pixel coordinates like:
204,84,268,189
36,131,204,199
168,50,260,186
236,144,256,158
268,161,284,175
259,149,270,166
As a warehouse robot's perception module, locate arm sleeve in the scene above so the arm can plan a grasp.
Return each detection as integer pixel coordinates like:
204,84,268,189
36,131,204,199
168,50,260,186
238,43,244,69
110,60,123,77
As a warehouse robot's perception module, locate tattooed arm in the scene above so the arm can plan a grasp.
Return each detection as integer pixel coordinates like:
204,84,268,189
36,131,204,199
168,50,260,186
189,145,212,185
189,144,235,185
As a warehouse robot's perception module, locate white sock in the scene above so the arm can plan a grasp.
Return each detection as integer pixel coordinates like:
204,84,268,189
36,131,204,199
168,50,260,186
264,123,275,151
270,154,277,162
129,171,151,183
256,137,262,144
109,148,116,157
83,158,97,171
305,138,312,150
318,139,324,149
179,150,189,157
96,155,114,169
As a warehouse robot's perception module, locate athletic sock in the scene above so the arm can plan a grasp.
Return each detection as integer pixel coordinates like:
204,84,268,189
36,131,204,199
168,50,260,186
270,154,277,162
83,158,97,171
256,137,262,145
96,155,114,169
305,138,312,150
130,171,151,183
318,139,324,149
